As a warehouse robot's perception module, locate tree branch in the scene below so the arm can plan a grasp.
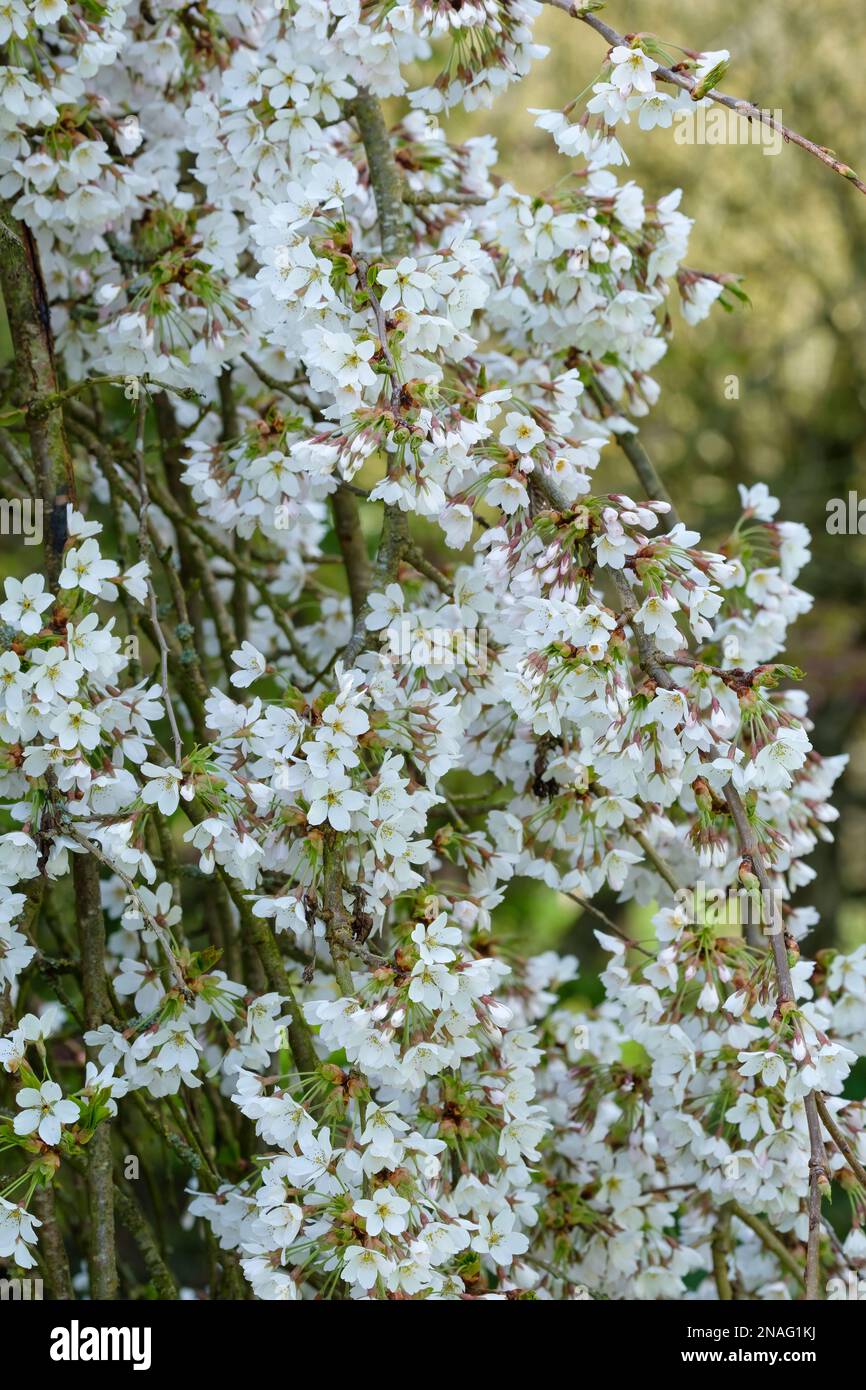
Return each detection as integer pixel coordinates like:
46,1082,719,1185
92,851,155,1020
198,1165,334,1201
72,852,119,1299
340,92,413,665
331,484,372,620
541,1,866,196
729,1200,805,1289
612,532,828,1299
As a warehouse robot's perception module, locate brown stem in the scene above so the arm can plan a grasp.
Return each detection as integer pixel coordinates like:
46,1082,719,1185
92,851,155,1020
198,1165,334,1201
109,1184,179,1300
402,189,488,206
152,391,214,669
815,1093,866,1188
729,1200,805,1288
32,1185,74,1300
404,542,454,595
72,853,119,1300
625,822,681,893
331,484,372,620
711,1202,733,1300
321,839,355,996
588,377,680,525
0,202,74,585
350,90,409,257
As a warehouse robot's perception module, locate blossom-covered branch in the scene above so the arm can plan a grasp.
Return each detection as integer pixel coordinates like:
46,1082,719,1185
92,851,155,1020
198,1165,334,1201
542,0,866,195
0,0,860,1305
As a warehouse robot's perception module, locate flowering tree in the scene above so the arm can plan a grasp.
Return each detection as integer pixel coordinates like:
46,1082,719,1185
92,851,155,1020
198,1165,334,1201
0,0,863,1303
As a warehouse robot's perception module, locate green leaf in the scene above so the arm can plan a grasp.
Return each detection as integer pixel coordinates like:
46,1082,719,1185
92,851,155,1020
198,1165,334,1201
619,1040,651,1074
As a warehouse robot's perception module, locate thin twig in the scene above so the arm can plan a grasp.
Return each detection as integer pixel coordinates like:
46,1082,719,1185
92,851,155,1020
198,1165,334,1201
729,1200,805,1289
65,823,192,1002
815,1093,866,1187
136,386,186,765
564,890,655,957
711,1202,733,1300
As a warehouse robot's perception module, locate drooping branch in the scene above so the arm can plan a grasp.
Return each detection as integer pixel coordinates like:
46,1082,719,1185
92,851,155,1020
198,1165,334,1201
609,483,829,1300
587,377,680,525
541,0,866,196
815,1093,866,1189
65,401,317,682
110,1184,179,1299
136,388,186,765
728,1200,806,1289
723,787,828,1301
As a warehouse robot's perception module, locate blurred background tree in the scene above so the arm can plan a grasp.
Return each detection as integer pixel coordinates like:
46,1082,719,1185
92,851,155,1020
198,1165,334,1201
446,0,866,969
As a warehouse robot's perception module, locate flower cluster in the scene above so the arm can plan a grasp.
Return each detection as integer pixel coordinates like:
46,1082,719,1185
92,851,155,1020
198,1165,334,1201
0,1,859,1302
